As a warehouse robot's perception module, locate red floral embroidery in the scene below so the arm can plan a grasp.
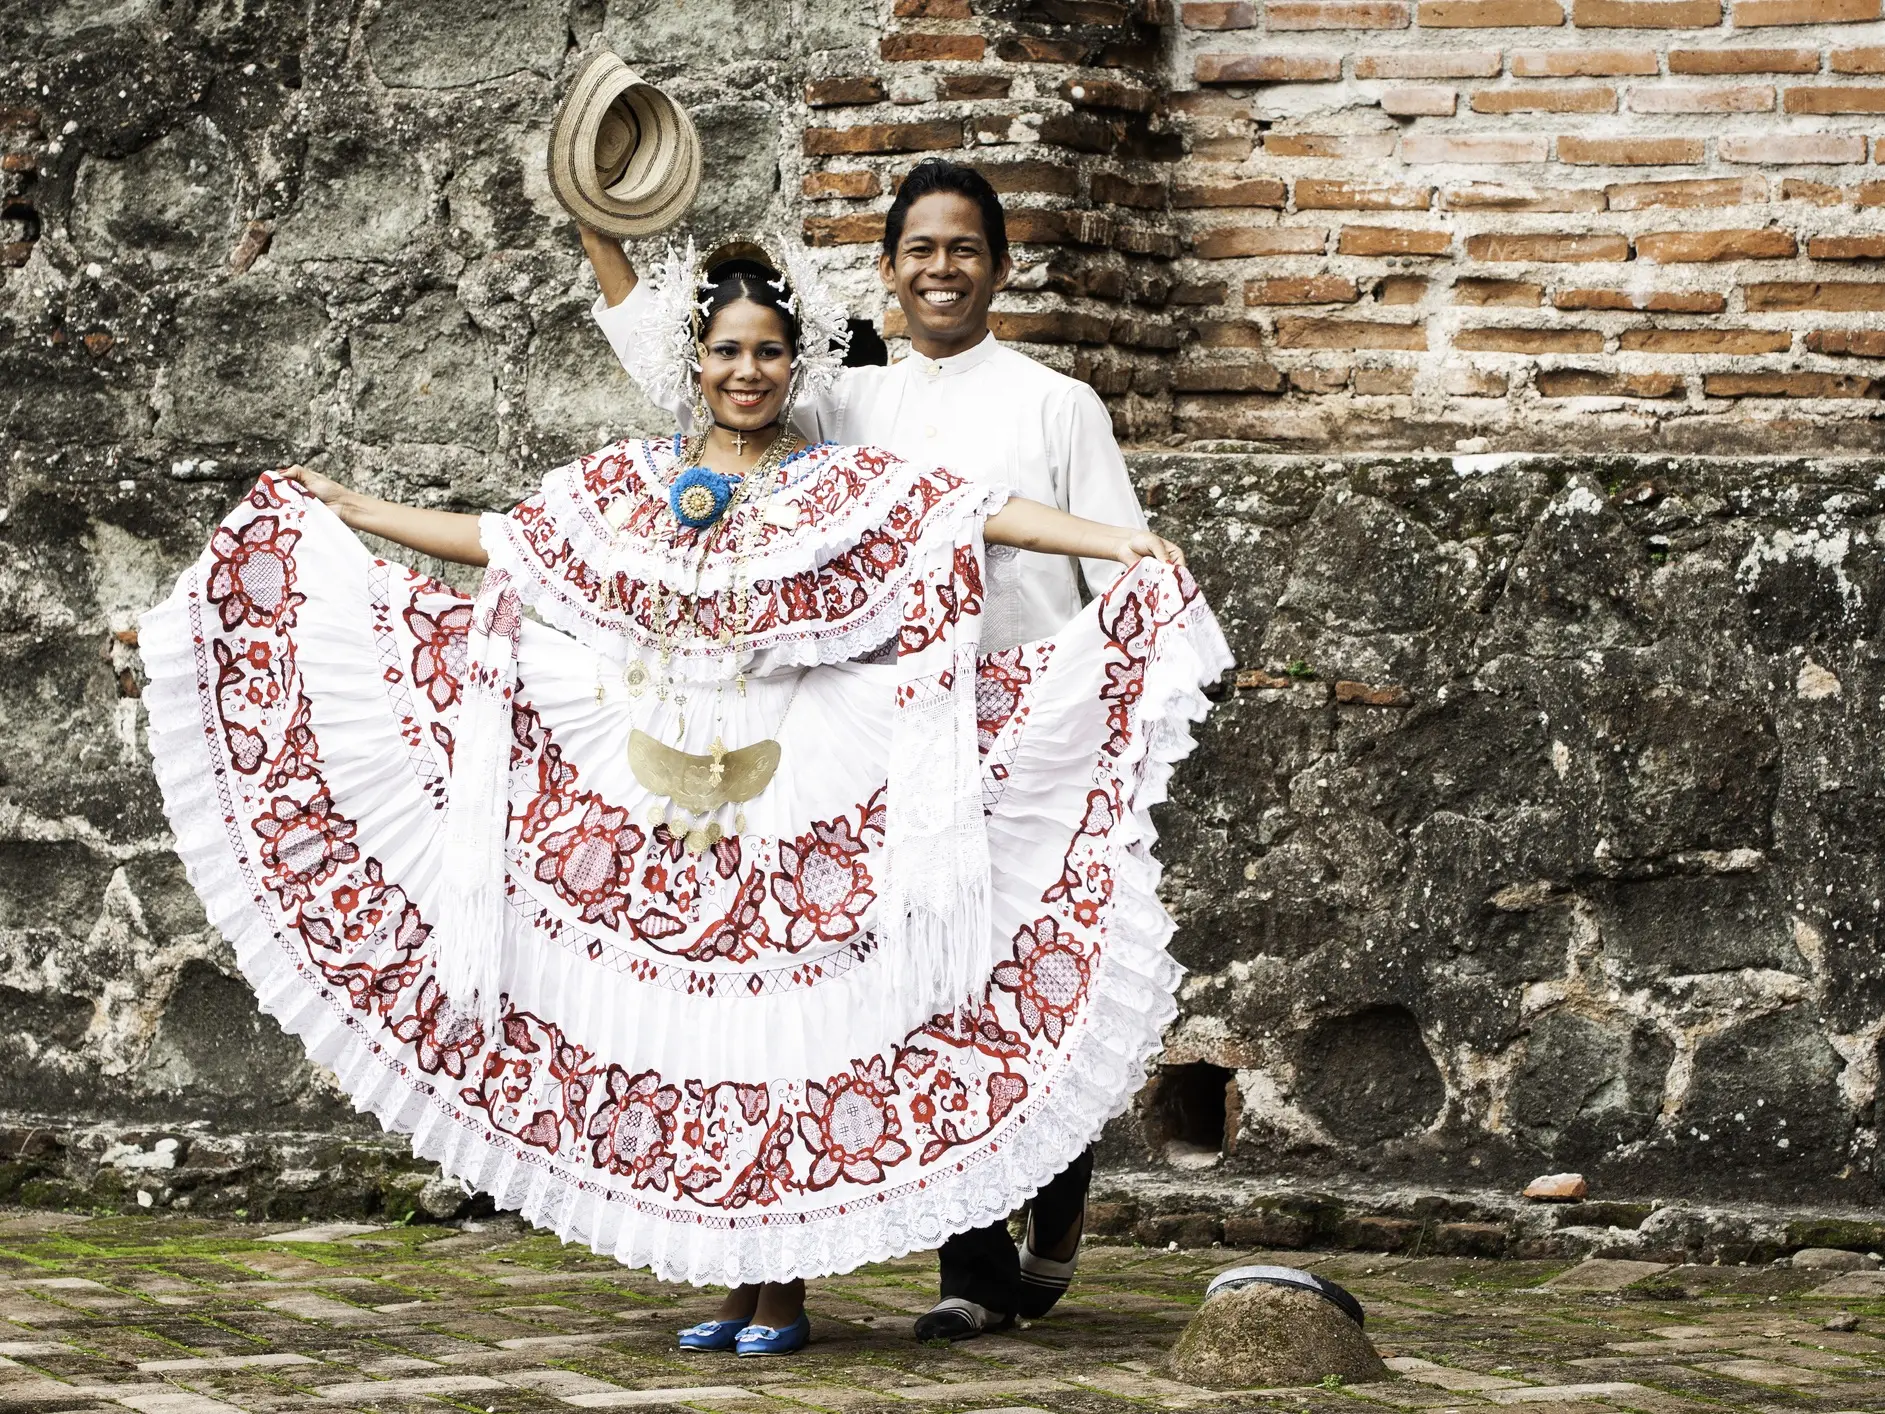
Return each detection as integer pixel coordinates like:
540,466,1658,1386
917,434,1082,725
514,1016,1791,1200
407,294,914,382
798,1057,910,1189
405,602,472,710
992,917,1089,1047
771,802,882,952
252,789,359,906
208,516,305,631
389,977,483,1079
588,1066,681,1191
534,798,645,928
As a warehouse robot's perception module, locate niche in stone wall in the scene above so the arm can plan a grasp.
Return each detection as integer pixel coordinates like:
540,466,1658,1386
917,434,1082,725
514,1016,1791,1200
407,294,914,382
1146,1061,1238,1164
1295,1005,1445,1147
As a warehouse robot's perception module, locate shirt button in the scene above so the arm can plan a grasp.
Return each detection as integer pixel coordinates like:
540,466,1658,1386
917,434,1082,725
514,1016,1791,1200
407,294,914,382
925,425,937,438
925,362,941,378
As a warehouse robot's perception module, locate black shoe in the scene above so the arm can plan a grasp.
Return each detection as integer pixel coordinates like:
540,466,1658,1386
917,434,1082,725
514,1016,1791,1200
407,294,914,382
1014,1214,1081,1319
914,1297,1013,1343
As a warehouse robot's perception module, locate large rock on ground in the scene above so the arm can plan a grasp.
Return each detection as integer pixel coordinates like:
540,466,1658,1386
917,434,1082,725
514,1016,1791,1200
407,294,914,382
1169,1285,1389,1389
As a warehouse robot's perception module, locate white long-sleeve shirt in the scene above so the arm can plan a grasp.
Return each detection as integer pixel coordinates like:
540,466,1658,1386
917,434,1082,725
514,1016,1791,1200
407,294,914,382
593,287,1146,652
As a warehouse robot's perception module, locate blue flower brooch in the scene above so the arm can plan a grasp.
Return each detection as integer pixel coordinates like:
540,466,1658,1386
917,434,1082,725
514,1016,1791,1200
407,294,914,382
669,466,740,530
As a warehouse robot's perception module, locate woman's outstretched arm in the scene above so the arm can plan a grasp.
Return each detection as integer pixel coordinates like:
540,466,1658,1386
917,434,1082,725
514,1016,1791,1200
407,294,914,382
985,496,1185,569
280,466,488,567
580,227,638,308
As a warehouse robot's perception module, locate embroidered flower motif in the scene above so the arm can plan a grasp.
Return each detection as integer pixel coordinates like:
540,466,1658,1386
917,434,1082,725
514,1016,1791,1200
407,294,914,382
207,516,305,631
534,798,644,928
587,1066,681,1190
405,602,473,710
252,789,359,906
798,1056,910,1189
770,813,877,951
390,977,483,1079
991,917,1089,1048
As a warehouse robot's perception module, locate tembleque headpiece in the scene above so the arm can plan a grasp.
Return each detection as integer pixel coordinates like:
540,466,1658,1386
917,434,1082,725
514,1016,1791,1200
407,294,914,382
621,235,852,417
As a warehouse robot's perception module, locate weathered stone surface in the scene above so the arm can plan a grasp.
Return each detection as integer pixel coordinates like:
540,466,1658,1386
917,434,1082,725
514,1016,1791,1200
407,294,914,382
365,0,566,88
350,290,499,447
153,278,329,446
1169,1284,1389,1388
69,117,242,274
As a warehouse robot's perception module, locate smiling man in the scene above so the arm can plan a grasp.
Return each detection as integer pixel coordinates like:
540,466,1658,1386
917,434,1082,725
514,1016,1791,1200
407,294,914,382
581,158,1146,1341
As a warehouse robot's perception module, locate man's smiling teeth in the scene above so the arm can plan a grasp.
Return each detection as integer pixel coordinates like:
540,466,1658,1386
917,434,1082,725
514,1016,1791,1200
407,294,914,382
921,290,962,306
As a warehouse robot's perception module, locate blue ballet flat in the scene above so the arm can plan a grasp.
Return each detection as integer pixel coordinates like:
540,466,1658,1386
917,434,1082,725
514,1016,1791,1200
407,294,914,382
734,1313,810,1356
677,1317,749,1351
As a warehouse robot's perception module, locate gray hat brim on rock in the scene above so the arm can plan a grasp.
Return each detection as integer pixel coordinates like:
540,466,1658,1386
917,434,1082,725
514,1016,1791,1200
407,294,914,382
548,47,702,239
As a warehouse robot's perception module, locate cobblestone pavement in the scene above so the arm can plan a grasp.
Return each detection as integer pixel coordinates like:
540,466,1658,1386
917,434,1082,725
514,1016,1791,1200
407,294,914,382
1,1209,1881,1414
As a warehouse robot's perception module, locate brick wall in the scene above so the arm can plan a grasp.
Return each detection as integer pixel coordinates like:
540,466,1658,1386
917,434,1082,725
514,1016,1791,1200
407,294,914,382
1166,0,1885,450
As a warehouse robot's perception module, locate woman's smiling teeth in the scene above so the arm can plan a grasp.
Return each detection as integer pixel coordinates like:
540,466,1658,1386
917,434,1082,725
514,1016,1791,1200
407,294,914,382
726,389,768,407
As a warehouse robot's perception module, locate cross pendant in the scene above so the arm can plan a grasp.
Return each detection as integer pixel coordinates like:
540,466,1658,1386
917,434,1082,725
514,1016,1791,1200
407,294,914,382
730,429,747,454
708,736,727,786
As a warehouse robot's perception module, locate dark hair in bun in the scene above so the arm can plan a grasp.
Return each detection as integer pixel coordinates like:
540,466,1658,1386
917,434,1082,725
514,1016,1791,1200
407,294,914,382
698,257,801,349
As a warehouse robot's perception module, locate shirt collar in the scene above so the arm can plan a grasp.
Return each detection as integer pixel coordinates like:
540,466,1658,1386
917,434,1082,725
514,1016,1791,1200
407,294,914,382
904,330,999,380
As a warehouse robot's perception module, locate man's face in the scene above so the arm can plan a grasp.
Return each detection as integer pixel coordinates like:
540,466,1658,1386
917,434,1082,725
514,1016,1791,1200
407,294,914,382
878,191,1012,358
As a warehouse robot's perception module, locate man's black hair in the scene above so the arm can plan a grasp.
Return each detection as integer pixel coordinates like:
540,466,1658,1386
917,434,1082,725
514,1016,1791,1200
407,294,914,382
881,160,1009,267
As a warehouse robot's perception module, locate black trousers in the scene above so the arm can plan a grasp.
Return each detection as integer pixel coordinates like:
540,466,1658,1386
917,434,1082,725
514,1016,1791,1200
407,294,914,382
936,1147,1092,1316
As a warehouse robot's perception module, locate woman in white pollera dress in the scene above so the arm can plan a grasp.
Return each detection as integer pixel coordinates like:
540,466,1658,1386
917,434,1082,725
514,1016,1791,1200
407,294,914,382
140,239,1230,1357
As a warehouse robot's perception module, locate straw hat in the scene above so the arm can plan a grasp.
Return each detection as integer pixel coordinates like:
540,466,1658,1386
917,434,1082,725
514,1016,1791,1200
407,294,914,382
547,46,702,239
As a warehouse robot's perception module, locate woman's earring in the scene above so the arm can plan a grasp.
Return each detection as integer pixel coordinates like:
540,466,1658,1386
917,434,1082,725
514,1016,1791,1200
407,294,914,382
690,382,711,430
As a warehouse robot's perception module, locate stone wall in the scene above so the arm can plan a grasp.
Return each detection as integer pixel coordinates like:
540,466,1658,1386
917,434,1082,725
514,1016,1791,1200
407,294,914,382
2,0,1883,1219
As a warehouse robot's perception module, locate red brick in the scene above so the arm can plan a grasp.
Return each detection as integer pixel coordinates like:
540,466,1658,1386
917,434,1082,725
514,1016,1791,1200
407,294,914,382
1706,371,1881,396
882,33,987,61
1173,281,1231,304
1512,46,1658,72
1638,228,1797,259
1354,367,1418,393
1455,325,1605,351
1181,0,1262,23
802,169,882,198
1264,132,1400,157
1785,85,1885,112
1382,85,1459,113
939,74,1013,99
1244,275,1362,303
1291,367,1354,394
1808,234,1885,256
1266,0,1412,25
1628,83,1775,110
1861,180,1885,203
1403,133,1550,161
1572,0,1722,22
1092,173,1169,208
1435,367,1503,396
1472,85,1616,111
1807,328,1885,352
987,311,1113,344
1339,224,1452,254
1781,178,1849,203
1115,225,1185,259
81,331,114,356
1295,178,1433,208
1196,52,1344,81
1619,327,1793,350
1062,78,1156,111
994,36,1087,62
976,161,1081,194
1376,274,1430,302
1555,287,1728,309
1,152,37,172
1274,317,1428,348
1173,362,1287,391
1419,0,1564,20
1443,181,1607,208
1173,178,1288,206
803,213,888,245
1558,135,1705,163
805,120,961,155
1733,0,1878,22
1831,46,1885,71
1538,369,1686,395
1192,225,1329,256
1193,319,1268,346
1606,176,1769,207
1669,46,1818,70
805,76,887,107
1720,133,1868,162
895,0,972,13
1465,231,1631,259
1356,49,1503,75
1454,277,1546,303
1746,280,1885,309
1006,209,1114,245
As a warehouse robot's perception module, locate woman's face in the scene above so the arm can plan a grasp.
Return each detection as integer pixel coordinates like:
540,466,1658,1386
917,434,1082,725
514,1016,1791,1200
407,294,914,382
698,299,794,434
